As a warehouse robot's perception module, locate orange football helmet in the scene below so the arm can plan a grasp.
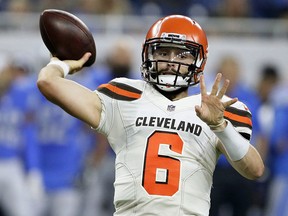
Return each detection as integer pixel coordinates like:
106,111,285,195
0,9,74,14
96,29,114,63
141,15,208,91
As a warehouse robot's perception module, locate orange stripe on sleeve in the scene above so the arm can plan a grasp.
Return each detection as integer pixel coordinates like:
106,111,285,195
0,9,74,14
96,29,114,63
224,111,252,127
99,83,141,99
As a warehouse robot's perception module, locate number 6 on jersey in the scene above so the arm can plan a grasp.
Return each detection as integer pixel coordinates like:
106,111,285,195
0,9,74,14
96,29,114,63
142,131,184,196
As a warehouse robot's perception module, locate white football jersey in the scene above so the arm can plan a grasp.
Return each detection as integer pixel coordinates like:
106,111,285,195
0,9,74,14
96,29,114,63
95,78,252,216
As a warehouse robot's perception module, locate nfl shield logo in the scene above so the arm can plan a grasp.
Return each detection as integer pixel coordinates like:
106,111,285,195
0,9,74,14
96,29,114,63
167,105,175,112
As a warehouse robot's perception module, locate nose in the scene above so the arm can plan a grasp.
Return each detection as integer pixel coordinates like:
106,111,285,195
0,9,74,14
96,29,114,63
167,61,176,69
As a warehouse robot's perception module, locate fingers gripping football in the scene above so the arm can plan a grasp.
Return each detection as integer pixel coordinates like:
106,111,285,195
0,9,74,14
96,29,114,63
195,73,238,128
49,52,92,76
63,52,92,74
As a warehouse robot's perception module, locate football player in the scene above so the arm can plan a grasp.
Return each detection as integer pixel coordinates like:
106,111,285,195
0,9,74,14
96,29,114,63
37,15,264,216
0,56,41,216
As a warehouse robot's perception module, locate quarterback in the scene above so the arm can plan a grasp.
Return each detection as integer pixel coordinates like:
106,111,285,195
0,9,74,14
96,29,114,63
37,15,264,216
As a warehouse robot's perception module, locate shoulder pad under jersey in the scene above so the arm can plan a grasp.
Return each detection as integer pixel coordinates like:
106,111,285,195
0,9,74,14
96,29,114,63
97,78,144,101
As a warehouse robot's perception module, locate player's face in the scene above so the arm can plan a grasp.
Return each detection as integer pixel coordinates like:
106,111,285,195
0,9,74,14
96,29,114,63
152,46,195,75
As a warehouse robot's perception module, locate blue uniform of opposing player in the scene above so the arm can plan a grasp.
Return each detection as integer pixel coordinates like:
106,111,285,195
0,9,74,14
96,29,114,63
0,64,39,216
265,87,288,216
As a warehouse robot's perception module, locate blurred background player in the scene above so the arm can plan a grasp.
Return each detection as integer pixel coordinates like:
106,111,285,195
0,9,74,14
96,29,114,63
209,55,261,216
0,55,41,216
209,57,280,216
254,64,280,160
250,64,280,215
264,81,288,216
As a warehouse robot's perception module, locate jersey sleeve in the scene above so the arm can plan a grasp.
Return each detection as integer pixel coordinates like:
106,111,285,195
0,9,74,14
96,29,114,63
94,77,143,136
223,98,253,141
93,82,116,136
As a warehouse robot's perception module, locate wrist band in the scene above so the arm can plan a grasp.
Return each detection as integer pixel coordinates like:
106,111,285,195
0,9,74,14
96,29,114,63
208,119,226,131
214,120,250,161
47,60,70,77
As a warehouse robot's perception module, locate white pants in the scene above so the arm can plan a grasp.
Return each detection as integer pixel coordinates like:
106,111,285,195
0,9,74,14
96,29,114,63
81,155,115,216
0,159,35,216
265,176,288,216
40,189,81,216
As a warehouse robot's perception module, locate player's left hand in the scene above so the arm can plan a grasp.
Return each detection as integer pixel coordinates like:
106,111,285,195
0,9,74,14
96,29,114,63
195,73,238,129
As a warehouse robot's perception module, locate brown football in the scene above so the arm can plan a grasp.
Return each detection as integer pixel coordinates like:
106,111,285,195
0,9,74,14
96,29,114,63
39,9,96,67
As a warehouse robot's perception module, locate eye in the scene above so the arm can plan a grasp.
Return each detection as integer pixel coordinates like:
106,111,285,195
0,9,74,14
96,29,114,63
177,52,188,59
154,48,168,57
177,51,195,60
158,51,168,56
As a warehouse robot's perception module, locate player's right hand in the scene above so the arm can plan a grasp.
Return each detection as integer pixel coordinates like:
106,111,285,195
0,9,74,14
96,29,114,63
62,52,92,75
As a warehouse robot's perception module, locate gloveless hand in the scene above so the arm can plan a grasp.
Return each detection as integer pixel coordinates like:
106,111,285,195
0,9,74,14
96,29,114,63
195,73,238,129
62,52,92,75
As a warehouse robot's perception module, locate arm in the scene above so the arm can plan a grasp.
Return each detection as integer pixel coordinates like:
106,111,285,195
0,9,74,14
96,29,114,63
195,73,264,180
216,121,264,180
229,145,264,180
37,53,102,128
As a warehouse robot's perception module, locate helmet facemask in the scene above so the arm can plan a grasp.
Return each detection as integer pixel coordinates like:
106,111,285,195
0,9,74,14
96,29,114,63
141,37,205,92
